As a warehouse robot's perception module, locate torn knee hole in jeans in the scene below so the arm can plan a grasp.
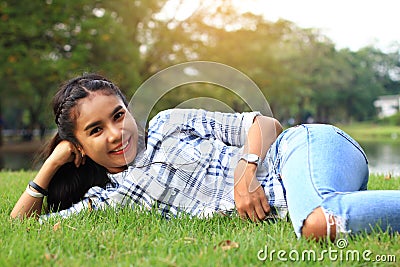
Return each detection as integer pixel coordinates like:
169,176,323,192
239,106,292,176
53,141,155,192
322,208,350,238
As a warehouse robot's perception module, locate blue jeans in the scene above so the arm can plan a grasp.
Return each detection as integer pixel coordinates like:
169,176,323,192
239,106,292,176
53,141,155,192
269,124,400,238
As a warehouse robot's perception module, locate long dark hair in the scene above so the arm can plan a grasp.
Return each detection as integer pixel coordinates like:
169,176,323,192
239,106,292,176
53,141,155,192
42,73,129,211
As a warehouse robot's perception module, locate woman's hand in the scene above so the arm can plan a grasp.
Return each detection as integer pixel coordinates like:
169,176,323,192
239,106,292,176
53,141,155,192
47,140,85,168
234,161,270,221
10,140,85,219
233,115,281,222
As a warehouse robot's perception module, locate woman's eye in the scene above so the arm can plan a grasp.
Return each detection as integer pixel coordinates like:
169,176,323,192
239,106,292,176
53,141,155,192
114,111,125,120
90,127,102,136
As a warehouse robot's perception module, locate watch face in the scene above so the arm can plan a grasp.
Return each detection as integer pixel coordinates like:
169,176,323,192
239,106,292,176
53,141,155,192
242,153,259,163
247,154,259,162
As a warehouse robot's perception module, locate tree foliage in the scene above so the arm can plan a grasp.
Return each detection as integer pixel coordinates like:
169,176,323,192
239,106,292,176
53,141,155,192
1,0,399,145
0,0,164,131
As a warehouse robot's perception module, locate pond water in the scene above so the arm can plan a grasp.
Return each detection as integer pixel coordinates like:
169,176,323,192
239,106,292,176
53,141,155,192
359,142,400,176
0,150,39,171
1,142,400,176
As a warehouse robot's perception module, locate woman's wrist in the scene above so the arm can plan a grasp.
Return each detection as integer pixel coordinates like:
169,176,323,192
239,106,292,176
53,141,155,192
234,160,257,184
45,153,68,170
26,184,45,198
28,181,48,196
33,158,62,190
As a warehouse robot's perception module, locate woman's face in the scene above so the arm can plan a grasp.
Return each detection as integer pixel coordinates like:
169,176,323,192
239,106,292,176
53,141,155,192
74,92,138,173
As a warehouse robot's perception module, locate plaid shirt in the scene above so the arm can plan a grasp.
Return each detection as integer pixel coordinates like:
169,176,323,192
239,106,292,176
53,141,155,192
40,109,287,221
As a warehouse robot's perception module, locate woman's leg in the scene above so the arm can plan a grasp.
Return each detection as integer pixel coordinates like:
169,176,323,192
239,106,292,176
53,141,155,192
303,190,400,240
274,124,400,240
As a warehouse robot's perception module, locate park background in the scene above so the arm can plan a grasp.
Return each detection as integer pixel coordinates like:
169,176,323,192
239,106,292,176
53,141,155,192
2,0,400,129
1,1,400,266
1,0,400,174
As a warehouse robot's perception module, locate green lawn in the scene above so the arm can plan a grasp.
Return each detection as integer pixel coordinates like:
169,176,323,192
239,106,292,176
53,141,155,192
1,171,399,266
337,123,400,143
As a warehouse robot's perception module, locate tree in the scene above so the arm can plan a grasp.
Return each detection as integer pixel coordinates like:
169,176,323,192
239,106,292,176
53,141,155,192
0,0,165,144
1,0,399,141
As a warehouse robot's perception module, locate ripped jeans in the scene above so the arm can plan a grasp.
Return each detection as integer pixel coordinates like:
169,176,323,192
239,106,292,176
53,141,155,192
270,124,400,238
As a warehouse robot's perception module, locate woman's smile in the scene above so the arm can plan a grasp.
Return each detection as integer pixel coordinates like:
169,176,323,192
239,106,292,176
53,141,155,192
109,136,131,155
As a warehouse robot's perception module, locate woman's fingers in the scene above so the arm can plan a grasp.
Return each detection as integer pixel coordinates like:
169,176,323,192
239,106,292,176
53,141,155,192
254,201,267,221
240,207,264,222
81,153,86,165
247,190,271,222
261,194,271,214
72,147,85,167
234,177,270,222
73,152,80,167
238,203,269,222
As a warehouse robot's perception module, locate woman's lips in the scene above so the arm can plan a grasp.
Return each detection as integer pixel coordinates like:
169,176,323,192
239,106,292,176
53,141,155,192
109,137,131,155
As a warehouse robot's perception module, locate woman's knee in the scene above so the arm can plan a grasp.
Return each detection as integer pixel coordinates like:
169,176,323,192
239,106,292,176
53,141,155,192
301,207,336,241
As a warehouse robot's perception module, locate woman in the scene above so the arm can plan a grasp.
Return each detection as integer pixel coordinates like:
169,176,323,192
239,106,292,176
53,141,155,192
11,73,400,241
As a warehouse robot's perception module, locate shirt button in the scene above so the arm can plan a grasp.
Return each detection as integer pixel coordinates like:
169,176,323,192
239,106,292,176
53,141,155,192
171,190,176,196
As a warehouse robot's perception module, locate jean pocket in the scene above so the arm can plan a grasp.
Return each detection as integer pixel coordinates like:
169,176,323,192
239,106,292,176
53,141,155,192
333,126,368,164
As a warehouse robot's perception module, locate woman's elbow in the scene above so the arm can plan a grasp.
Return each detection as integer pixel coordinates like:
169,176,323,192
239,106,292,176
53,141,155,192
273,118,283,137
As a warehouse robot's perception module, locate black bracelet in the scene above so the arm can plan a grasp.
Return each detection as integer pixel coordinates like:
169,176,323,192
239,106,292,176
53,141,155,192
28,180,48,196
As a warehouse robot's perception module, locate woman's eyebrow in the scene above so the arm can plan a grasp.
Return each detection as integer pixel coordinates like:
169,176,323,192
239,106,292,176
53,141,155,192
84,105,123,131
111,105,123,115
84,120,101,132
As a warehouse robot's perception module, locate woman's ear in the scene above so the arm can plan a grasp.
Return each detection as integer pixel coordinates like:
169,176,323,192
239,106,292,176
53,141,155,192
76,145,85,158
76,145,86,165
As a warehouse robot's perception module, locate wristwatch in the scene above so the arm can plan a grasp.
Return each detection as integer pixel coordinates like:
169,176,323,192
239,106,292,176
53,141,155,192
240,153,260,166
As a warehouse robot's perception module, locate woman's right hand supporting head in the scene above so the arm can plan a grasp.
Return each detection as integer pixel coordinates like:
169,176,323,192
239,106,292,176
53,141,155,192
10,140,85,219
47,140,86,169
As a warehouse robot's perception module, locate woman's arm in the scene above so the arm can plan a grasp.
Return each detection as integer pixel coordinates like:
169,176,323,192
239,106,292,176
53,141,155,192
233,116,283,221
10,140,84,219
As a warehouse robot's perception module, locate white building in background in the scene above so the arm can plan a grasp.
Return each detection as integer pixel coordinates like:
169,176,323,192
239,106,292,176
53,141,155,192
373,95,400,118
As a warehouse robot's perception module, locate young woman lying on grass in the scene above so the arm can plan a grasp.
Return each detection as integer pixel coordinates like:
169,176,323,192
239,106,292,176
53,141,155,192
11,73,400,241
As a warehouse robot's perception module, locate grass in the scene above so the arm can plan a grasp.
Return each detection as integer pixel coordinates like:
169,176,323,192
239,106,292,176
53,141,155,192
1,171,399,266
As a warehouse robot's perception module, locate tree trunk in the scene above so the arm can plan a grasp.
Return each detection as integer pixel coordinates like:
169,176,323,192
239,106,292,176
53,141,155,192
296,97,305,124
0,106,3,147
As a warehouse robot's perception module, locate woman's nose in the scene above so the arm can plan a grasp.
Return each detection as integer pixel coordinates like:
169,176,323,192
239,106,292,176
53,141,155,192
108,125,122,143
